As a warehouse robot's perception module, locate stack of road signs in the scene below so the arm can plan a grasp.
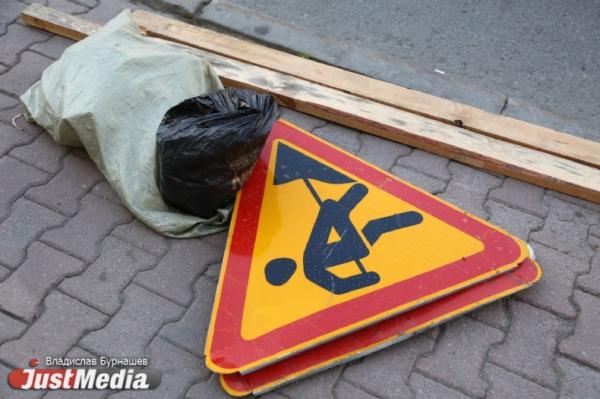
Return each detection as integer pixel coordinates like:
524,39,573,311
205,120,542,396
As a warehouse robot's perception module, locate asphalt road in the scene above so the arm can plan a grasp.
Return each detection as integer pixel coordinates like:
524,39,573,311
211,0,600,139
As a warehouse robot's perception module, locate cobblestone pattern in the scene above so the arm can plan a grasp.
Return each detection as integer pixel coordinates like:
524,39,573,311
0,1,599,398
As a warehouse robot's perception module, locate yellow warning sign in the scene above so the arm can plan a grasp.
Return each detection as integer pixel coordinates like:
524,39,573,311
206,120,527,374
241,141,484,339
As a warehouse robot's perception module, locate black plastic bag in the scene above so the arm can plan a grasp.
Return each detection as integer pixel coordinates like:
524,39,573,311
156,88,278,218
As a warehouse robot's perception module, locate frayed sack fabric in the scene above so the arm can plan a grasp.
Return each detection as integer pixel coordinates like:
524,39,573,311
20,10,230,237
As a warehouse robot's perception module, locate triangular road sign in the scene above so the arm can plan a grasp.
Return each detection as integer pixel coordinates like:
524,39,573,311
206,120,528,374
220,258,541,396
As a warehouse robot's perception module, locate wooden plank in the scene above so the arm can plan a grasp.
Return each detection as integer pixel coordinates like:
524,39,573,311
21,3,101,40
27,4,600,169
133,10,600,169
20,4,600,203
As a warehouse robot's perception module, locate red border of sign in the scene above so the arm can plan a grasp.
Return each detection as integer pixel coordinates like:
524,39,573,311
206,120,527,373
221,258,541,395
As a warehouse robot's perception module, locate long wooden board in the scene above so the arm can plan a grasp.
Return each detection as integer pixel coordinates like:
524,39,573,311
22,4,101,40
21,5,600,168
21,4,600,203
138,10,597,168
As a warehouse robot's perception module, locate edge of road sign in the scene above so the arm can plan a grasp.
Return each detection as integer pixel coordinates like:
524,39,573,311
219,258,542,396
205,119,530,375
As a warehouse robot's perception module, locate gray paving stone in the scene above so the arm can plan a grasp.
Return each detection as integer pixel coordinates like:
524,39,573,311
0,109,43,138
18,115,44,136
279,107,327,132
203,262,222,282
185,374,231,399
546,190,600,214
60,237,157,315
80,284,184,358
0,312,27,344
424,326,440,341
344,334,434,398
83,0,153,23
0,23,50,66
14,0,45,5
281,365,340,399
60,345,98,364
91,181,122,205
201,231,228,250
0,122,37,156
30,35,74,60
0,241,85,321
545,193,600,220
487,200,544,240
557,357,600,399
489,300,570,388
109,337,208,399
0,155,48,219
333,380,378,399
159,276,216,357
591,223,600,238
517,243,589,319
577,252,600,296
10,132,69,174
43,347,108,399
409,372,470,399
0,264,10,281
26,153,104,216
0,362,44,399
416,317,504,397
71,147,89,158
134,239,223,306
0,51,53,96
355,133,411,171
483,362,556,399
470,300,510,331
47,0,89,15
0,108,26,134
489,178,548,218
259,393,288,399
0,1,26,35
390,164,447,194
41,192,132,261
0,93,19,110
395,149,450,181
559,290,600,369
440,162,501,219
0,290,107,367
589,232,600,249
60,0,98,8
145,0,207,16
0,198,64,268
531,197,596,261
111,219,169,257
312,123,362,154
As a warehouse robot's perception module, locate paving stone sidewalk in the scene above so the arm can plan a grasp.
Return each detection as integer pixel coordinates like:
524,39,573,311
1,1,600,398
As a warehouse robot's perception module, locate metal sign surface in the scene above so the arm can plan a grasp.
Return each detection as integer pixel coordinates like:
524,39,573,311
205,120,528,374
220,258,541,396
